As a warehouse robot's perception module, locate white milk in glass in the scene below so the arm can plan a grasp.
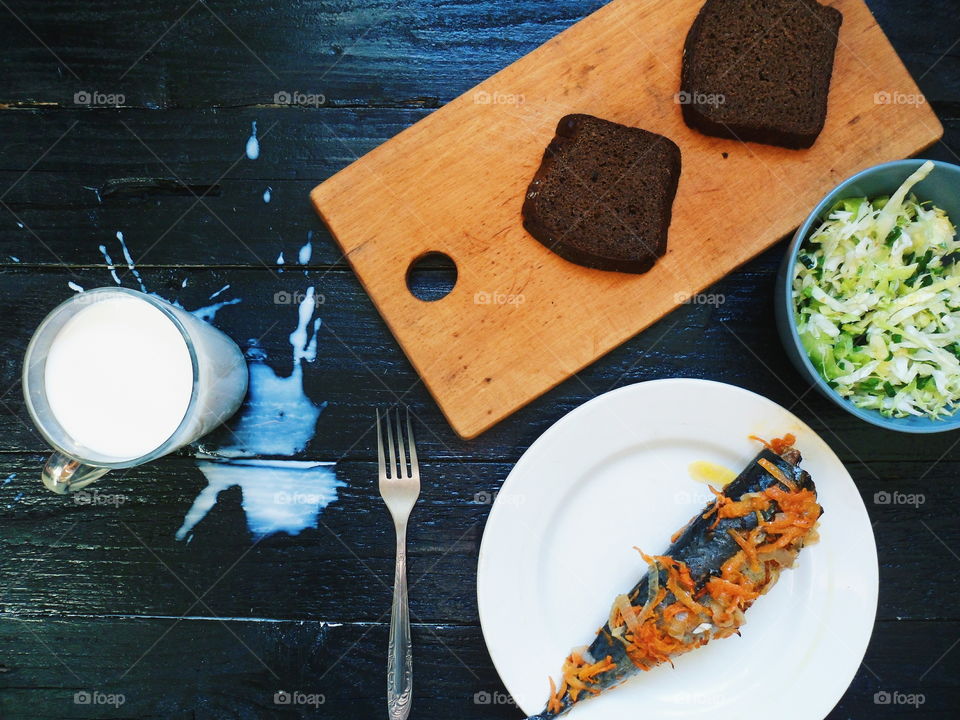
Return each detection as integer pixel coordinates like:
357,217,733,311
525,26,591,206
44,296,194,460
41,293,247,463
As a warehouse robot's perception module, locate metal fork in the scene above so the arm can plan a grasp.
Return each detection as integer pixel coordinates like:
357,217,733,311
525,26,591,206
377,408,420,720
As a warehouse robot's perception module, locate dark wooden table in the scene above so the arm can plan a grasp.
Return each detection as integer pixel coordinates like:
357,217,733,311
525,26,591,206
1,1,959,718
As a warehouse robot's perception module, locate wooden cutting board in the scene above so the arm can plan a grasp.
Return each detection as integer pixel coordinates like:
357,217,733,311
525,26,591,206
311,0,942,439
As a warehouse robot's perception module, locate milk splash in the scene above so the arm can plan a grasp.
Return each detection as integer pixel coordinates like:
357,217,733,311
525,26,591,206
179,460,338,539
201,286,323,459
91,232,340,540
5,474,21,508
97,234,241,324
177,283,340,540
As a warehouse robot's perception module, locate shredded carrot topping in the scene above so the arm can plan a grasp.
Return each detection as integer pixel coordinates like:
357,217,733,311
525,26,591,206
547,677,562,714
702,486,732,529
727,529,759,571
749,433,797,455
548,653,616,709
703,486,770,530
543,440,822,713
758,458,798,491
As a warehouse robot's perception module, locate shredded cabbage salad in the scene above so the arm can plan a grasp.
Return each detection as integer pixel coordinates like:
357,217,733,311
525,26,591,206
793,161,960,420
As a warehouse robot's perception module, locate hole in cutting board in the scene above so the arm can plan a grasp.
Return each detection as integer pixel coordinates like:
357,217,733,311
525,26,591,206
406,252,457,302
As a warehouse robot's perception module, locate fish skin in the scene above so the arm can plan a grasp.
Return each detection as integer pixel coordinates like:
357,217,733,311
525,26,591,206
526,448,816,719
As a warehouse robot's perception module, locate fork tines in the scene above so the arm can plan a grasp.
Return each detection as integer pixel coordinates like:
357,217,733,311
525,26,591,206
377,408,419,481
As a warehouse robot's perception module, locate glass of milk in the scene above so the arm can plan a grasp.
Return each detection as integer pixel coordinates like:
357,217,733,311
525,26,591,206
22,287,249,494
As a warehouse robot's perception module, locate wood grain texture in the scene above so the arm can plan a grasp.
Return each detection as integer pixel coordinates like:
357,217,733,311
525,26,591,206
6,260,960,464
0,451,957,624
311,0,944,439
3,617,955,719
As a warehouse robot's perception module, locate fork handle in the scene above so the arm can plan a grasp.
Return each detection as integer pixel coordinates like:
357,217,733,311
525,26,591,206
387,524,413,720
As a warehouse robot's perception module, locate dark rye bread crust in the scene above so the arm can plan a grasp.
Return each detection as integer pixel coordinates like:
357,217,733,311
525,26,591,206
680,0,843,149
522,114,682,274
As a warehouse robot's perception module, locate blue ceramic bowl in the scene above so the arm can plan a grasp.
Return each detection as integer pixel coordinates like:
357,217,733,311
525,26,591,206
775,159,960,434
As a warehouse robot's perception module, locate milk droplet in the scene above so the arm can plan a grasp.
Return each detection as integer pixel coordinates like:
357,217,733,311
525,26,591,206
263,187,272,203
298,240,312,265
245,121,260,160
191,298,242,323
98,245,122,285
116,231,148,293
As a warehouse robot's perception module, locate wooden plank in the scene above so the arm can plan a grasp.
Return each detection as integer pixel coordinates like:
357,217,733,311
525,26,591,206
1,450,957,622
0,1,957,110
0,176,337,270
0,617,516,719
0,0,607,109
0,108,421,179
0,455,487,623
2,111,959,269
311,0,943,438
0,617,957,718
4,262,960,465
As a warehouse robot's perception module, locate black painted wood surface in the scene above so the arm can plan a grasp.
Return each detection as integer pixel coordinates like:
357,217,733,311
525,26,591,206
1,1,960,718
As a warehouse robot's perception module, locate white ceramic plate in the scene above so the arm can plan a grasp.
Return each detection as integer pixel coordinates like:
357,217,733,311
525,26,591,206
478,379,877,720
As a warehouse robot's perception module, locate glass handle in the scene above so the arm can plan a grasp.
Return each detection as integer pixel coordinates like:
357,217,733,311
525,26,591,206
41,452,110,494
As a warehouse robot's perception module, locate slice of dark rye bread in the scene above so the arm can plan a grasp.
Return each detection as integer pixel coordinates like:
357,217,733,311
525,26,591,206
680,0,843,149
522,114,682,274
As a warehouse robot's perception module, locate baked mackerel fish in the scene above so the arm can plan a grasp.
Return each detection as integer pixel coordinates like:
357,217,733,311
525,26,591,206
528,436,822,719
